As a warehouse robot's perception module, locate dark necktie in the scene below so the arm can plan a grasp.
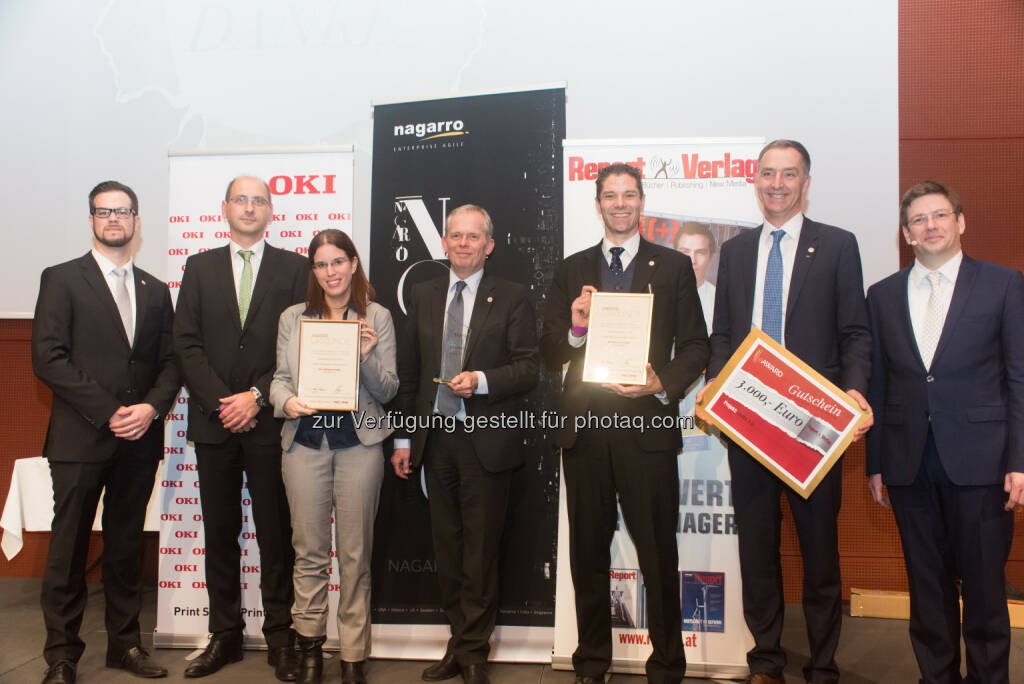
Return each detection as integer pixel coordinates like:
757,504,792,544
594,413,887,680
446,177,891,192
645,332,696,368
762,230,784,342
437,280,468,416
609,246,625,275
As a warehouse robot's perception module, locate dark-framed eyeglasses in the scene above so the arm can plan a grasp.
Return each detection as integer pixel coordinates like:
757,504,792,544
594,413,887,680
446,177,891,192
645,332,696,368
228,195,270,208
91,207,136,218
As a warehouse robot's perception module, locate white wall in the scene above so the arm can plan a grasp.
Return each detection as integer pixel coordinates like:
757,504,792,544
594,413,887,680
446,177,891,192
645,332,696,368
0,0,898,316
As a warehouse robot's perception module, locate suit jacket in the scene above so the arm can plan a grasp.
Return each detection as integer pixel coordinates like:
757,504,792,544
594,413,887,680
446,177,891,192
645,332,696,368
539,238,710,451
32,253,180,463
866,256,1024,486
174,243,309,445
270,301,399,449
707,218,871,395
395,271,539,472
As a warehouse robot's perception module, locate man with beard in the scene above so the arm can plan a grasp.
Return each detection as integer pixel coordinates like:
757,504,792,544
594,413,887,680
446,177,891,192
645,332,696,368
174,176,308,680
541,164,709,684
33,180,180,683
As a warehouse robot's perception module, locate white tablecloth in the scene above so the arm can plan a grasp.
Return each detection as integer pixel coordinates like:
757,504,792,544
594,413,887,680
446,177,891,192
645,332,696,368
1,456,163,560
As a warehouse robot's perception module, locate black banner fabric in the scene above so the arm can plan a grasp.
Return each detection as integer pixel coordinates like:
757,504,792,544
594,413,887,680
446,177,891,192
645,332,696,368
368,87,566,627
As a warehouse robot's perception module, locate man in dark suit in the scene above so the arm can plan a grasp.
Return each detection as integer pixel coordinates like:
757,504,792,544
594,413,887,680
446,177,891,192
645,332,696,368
174,176,308,680
696,140,872,684
540,163,709,684
866,180,1023,684
390,204,539,684
33,180,180,683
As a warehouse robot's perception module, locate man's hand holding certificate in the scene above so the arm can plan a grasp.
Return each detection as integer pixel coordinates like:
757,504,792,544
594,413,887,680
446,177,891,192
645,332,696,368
582,291,654,387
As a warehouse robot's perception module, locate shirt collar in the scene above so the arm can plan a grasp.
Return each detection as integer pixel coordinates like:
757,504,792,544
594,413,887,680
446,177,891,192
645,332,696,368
910,250,963,287
761,213,803,244
602,231,641,261
91,249,133,276
449,266,485,294
230,238,265,259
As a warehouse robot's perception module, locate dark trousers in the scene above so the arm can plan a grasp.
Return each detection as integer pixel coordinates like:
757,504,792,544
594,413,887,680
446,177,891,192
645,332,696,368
195,436,294,647
728,444,843,684
41,447,159,664
888,431,1013,684
423,426,511,666
563,427,685,684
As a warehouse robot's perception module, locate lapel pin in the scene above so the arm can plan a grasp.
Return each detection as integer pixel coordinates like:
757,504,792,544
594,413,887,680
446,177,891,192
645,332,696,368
140,279,146,285
807,247,815,254
648,260,655,266
487,296,493,303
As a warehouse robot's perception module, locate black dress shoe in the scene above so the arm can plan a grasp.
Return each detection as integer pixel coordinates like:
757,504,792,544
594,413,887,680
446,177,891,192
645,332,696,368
422,651,461,681
41,660,76,684
340,659,367,683
106,645,168,678
184,636,243,678
461,663,490,684
268,643,300,681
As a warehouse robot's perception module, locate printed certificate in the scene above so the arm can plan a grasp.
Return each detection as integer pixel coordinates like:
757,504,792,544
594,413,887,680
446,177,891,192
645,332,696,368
696,328,870,498
582,292,654,385
297,319,360,411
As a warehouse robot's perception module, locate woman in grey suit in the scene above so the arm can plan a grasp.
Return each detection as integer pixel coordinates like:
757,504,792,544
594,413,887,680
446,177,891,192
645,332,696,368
270,229,398,684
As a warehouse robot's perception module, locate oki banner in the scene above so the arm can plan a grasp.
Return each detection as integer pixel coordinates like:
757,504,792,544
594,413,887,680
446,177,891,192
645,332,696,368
157,147,354,648
554,138,763,678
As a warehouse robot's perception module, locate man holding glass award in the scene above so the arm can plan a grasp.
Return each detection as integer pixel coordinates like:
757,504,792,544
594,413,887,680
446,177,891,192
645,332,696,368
540,163,709,684
390,205,539,684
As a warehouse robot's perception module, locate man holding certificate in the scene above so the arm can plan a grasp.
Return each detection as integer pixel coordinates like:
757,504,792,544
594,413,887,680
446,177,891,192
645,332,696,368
540,163,709,684
390,205,539,684
697,140,872,684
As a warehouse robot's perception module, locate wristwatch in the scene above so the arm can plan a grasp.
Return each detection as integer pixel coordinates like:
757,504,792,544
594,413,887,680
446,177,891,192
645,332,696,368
249,386,268,408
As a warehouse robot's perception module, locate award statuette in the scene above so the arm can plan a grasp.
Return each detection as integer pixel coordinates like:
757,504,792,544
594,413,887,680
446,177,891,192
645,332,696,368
297,318,361,411
582,292,654,385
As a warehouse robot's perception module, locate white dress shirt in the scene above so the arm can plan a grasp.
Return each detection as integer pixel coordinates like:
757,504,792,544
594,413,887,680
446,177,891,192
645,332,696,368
91,249,136,342
908,251,962,363
229,238,265,301
751,214,804,347
697,280,715,335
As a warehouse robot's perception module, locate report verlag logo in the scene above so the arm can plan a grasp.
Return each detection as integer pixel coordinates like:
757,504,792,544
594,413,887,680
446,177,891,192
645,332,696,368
393,119,468,141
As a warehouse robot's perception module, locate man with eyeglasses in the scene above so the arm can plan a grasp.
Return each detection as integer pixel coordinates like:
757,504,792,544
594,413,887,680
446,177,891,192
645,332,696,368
865,180,1024,683
696,140,872,684
174,176,308,680
33,181,180,683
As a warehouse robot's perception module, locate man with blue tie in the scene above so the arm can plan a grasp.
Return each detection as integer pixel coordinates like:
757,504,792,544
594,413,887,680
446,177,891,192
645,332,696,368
866,180,1024,684
697,140,872,684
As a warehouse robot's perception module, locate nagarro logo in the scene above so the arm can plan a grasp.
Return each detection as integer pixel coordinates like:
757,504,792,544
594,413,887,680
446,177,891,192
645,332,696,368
393,120,467,141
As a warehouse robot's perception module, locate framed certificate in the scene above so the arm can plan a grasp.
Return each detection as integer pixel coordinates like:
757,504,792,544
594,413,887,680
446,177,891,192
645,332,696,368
696,328,870,498
297,319,361,411
582,292,654,385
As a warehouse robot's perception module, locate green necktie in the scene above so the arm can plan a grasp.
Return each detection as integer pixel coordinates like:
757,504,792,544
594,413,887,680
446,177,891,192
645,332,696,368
238,249,254,325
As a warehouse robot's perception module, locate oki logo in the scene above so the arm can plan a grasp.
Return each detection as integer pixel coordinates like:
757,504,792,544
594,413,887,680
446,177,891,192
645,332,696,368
192,547,206,555
177,396,189,404
279,230,302,238
269,174,337,195
175,497,199,505
242,565,260,574
273,214,285,221
161,513,183,521
182,231,204,239
161,480,183,488
327,584,340,592
176,463,198,471
159,547,182,555
328,212,351,220
168,281,181,288
168,248,188,256
165,413,184,421
158,580,181,588
174,564,198,572
294,247,308,255
241,532,256,540
199,215,221,223
192,581,207,589
175,530,199,539
214,231,230,238
295,213,318,221
164,447,184,455
169,216,189,223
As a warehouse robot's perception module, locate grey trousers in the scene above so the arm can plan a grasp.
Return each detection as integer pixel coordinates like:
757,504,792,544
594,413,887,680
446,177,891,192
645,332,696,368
281,437,384,660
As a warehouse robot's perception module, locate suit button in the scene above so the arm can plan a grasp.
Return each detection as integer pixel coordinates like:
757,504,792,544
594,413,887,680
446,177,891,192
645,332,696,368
239,344,245,350
926,375,934,383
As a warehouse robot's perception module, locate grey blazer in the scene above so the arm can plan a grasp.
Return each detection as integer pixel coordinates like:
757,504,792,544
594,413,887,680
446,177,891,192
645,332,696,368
270,301,398,449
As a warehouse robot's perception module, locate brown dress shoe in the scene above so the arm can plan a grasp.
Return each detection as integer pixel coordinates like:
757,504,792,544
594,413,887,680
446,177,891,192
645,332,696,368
744,673,785,684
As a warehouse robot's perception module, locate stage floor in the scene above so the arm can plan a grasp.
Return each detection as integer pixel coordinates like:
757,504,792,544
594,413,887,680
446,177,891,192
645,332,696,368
1,578,1020,682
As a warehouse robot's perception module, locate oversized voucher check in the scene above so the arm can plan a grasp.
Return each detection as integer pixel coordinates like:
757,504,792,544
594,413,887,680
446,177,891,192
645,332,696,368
582,292,654,385
696,328,870,498
297,319,361,411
